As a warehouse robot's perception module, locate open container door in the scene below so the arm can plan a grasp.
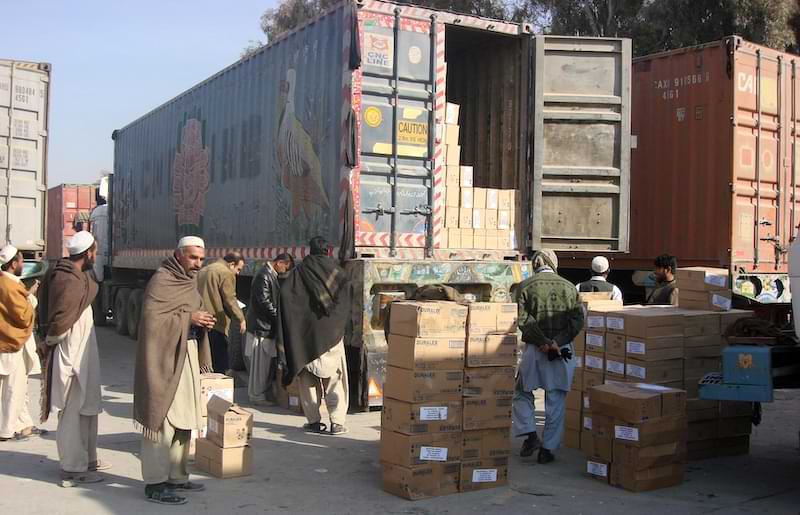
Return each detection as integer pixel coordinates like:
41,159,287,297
529,36,632,253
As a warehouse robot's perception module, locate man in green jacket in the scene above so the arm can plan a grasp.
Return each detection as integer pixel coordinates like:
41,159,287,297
513,249,584,464
197,252,246,373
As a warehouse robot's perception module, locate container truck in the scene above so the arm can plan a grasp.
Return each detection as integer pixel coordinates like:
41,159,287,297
46,183,97,260
100,0,632,408
1,58,50,266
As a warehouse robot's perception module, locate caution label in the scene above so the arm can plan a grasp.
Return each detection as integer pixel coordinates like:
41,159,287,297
397,120,428,146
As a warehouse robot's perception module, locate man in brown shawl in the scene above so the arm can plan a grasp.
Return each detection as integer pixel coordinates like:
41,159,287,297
134,236,215,506
39,231,109,486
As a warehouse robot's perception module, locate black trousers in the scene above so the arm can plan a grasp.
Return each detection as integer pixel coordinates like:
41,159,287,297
209,330,230,373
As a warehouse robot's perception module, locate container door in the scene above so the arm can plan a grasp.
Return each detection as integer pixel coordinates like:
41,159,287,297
529,36,631,252
355,10,437,253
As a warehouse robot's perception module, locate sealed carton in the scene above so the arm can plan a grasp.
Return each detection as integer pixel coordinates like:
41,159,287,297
384,367,463,402
583,370,604,391
462,396,512,430
473,229,486,249
687,420,718,442
466,303,500,335
720,401,753,418
446,165,460,187
485,189,499,210
605,357,626,380
683,357,721,379
611,463,684,492
684,345,721,359
387,334,465,371
463,367,514,397
445,123,460,147
720,309,754,334
459,457,509,492
380,430,462,467
625,336,684,361
389,302,468,338
465,334,517,367
676,266,729,291
382,398,463,435
497,190,513,210
685,333,723,349
447,228,461,249
610,307,685,337
680,289,732,312
717,417,752,438
581,430,595,455
612,415,688,447
586,459,611,483
485,209,498,230
686,401,719,422
461,428,511,460
484,231,498,250
589,382,687,423
590,413,614,440
445,206,460,228
473,188,486,210
687,439,719,461
497,210,511,230
459,208,473,228
446,187,460,207
625,358,683,384
446,144,460,165
461,229,474,249
566,409,581,431
566,390,582,411
585,331,605,352
195,438,252,479
574,330,586,351
199,373,234,417
496,303,518,334
382,462,460,500
606,332,625,358
584,351,605,373
683,311,721,337
572,360,584,391
460,188,474,209
206,397,253,449
613,440,686,471
445,102,460,124
564,429,581,449
460,166,474,187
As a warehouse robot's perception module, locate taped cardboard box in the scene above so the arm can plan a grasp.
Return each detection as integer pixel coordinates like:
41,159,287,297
624,336,684,361
459,457,509,492
566,390,582,411
447,228,461,249
584,351,605,374
589,382,687,423
206,397,253,449
446,187,460,208
586,459,611,483
688,420,719,442
380,430,462,467
462,428,511,460
466,303,517,335
606,333,625,358
387,334,466,371
463,366,514,397
460,188,474,209
613,415,688,448
382,398,463,435
680,289,732,312
676,267,729,291
497,190,513,210
566,409,581,431
718,416,752,438
445,206,460,228
194,438,252,479
199,373,234,417
473,229,486,249
720,401,753,418
564,429,581,449
625,358,683,384
613,440,687,471
465,334,517,367
461,229,474,249
720,309,754,334
590,413,614,440
389,301,468,338
446,165,460,187
586,433,614,461
683,311,722,337
382,462,460,500
572,360,584,391
583,370,604,392
605,357,626,380
574,330,586,352
460,166,474,187
446,144,461,165
686,404,719,422
485,189,499,210
611,463,684,492
445,102,460,125
473,188,486,210
585,331,605,352
462,396,512,430
607,306,685,338
445,123,460,147
459,207,473,229
385,367,463,402
581,430,595,455
485,209,498,230
687,439,719,461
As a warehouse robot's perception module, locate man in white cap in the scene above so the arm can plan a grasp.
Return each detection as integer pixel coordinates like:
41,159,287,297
576,256,623,301
0,245,44,442
134,236,215,505
39,231,109,486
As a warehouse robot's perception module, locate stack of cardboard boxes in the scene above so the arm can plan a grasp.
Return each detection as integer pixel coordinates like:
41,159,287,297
190,373,235,458
195,396,254,478
677,267,733,312
441,102,519,251
585,382,688,492
380,300,517,500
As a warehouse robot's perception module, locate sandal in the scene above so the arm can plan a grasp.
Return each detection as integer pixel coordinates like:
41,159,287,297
146,485,188,505
89,459,112,472
303,422,327,434
169,481,205,492
60,472,104,488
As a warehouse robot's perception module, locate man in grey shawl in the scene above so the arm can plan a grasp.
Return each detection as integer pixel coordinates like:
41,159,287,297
134,236,215,505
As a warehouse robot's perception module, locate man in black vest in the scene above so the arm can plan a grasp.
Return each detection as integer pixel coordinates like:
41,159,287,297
576,256,623,301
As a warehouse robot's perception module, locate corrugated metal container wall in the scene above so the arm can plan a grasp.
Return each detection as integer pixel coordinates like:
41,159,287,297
112,7,347,261
629,37,797,278
0,59,50,256
46,184,97,259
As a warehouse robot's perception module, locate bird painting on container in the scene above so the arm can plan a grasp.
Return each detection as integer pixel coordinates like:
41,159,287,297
277,65,330,221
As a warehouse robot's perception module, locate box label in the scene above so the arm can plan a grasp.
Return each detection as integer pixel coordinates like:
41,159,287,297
585,355,603,370
587,316,605,329
615,425,640,441
586,333,604,348
472,469,498,483
583,396,590,410
627,364,646,379
583,416,593,430
587,461,608,477
448,339,465,349
706,274,727,287
420,406,448,421
606,317,624,330
575,356,583,368
420,446,448,462
626,340,645,355
606,360,624,375
712,294,732,311
289,396,300,407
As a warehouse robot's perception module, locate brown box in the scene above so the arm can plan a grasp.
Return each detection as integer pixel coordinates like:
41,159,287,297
720,401,753,418
462,397,512,430
497,190,513,210
461,229,474,249
586,459,611,483
445,123,460,147
676,266,729,291
445,102,460,125
720,309,754,334
380,430,463,467
585,331,605,352
389,301,468,338
589,382,687,423
625,358,683,384
718,416,752,438
605,356,626,379
613,440,686,471
382,398,463,435
485,210,498,230
473,229,486,249
688,439,719,461
387,334,465,371
446,165,460,188
484,231,498,250
497,210,511,230
685,333,723,348
564,429,581,449
613,415,688,447
460,188,474,209
467,303,499,334
463,367,514,397
497,230,514,250
688,420,718,441
718,435,750,457
195,438,252,479
581,430,595,455
583,370,604,391
472,188,486,210
572,362,584,391
610,307,685,337
606,332,626,358
446,144,460,165
566,390,582,411
611,463,684,492
459,208,473,229
199,373,234,417
680,289,732,312
382,462,460,500
586,311,609,330
590,413,615,440
496,303,518,334
385,367,463,402
206,397,253,449
686,401,719,422
684,345,721,359
566,409,581,431
465,334,517,367
445,206,460,228
484,189,498,210
460,166,474,187
462,428,511,460
446,187,460,207
625,336,684,361
683,311,721,337
459,458,509,492
471,208,485,229
447,228,461,249
584,351,605,374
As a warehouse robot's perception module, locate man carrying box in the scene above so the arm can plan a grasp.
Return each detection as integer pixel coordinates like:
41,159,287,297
513,250,584,464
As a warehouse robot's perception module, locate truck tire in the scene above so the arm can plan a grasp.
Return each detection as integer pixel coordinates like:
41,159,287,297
126,289,144,340
92,295,107,327
228,319,246,372
114,288,131,336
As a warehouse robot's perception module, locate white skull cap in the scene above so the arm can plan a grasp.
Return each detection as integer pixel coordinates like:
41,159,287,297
177,236,205,249
0,245,18,266
67,231,95,256
591,256,610,274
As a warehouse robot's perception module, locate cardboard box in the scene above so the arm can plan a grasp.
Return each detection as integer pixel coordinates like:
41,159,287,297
380,430,462,467
717,435,750,457
677,266,729,290
497,210,511,230
385,367,463,402
683,357,721,378
613,415,688,447
625,336,684,361
460,188,474,209
206,397,253,449
688,420,718,441
484,209,498,230
194,438,252,479
686,404,719,422
684,345,721,359
584,351,605,373
460,166,474,187
483,189,497,210
718,416,752,438
680,289,732,312
683,311,721,337
572,362,584,391
446,144,460,165
564,429,581,449
446,165,460,188
446,187,460,207
566,390,582,411
581,430,595,455
613,440,686,471
609,307,685,337
586,459,611,483
382,398,463,435
387,334,466,371
382,462,460,500
461,229,474,249
447,228,461,249
497,190,513,210
574,330,586,351
589,382,687,423
459,458,509,492
585,331,605,352
465,334,517,367
459,207,473,229
438,230,448,249
611,463,684,492
566,409,581,431
462,397,512,430
445,102,460,125
606,357,626,379
583,370,604,391
586,310,609,330
685,333,722,349
472,188,486,210
625,358,683,384
687,439,719,460
445,123,460,147
463,367,514,397
606,333,626,358
445,206,460,228
720,401,753,418
462,428,511,460
389,301,468,338
199,373,234,417
720,309,754,334
484,231,498,251
472,209,485,230
590,413,615,440
496,303,518,334
473,229,486,249
497,230,514,250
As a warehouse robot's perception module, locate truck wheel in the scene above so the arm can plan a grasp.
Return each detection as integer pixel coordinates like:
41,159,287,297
228,319,246,372
92,295,107,327
127,289,144,340
114,288,131,336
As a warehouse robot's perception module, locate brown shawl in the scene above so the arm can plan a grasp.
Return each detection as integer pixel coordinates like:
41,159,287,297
133,256,212,440
39,259,98,422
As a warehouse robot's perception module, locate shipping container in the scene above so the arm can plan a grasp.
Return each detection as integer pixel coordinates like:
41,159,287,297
46,183,97,260
106,0,631,407
0,58,50,259
612,37,796,304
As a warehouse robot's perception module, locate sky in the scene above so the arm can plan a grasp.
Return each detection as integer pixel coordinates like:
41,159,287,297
1,0,273,186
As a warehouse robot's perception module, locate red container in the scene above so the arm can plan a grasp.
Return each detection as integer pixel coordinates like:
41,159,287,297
46,184,97,259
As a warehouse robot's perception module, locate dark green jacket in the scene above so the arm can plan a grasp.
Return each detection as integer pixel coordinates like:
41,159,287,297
516,270,584,347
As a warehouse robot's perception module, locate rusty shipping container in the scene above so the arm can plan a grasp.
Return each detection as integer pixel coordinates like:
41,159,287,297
614,36,797,304
46,183,96,260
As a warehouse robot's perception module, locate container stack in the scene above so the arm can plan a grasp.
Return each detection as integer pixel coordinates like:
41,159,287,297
441,102,519,251
677,267,732,312
190,373,235,458
585,382,687,492
195,396,254,478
